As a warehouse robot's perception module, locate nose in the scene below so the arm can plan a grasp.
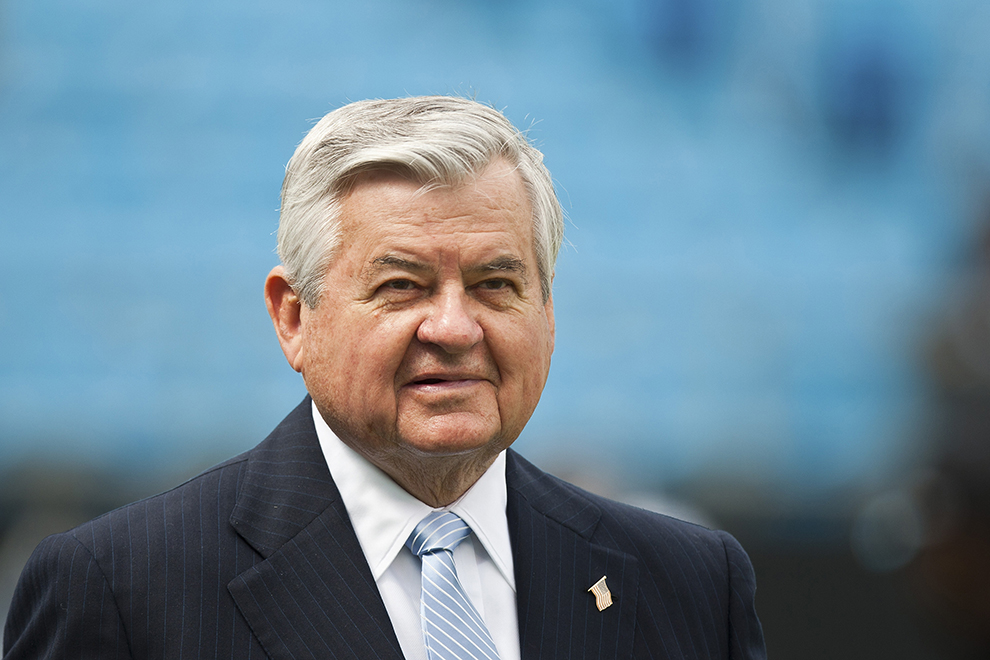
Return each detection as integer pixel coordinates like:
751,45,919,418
416,288,484,354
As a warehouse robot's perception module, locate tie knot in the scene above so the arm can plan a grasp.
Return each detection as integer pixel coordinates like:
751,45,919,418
407,511,471,557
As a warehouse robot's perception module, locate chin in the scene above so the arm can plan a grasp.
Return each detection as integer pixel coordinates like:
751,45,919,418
399,415,504,458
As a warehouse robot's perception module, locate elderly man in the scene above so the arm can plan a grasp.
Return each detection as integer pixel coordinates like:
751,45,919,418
4,97,766,660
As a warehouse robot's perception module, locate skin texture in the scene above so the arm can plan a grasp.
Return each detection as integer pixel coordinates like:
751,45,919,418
265,160,555,506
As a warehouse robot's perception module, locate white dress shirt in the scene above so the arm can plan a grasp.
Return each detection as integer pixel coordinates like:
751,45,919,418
312,403,521,660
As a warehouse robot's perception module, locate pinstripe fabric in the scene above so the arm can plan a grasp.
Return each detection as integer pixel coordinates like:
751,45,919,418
4,396,765,660
3,398,403,660
506,452,766,660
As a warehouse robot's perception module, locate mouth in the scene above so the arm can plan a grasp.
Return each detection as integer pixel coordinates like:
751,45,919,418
403,373,489,390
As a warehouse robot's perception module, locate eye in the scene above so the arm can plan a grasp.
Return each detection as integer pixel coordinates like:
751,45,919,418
476,278,510,291
374,278,422,302
384,279,417,291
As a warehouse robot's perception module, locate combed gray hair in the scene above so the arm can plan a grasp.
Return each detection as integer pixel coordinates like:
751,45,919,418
277,96,564,307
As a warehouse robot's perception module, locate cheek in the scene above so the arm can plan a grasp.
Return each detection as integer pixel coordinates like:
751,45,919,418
495,324,554,405
322,313,414,391
301,316,364,391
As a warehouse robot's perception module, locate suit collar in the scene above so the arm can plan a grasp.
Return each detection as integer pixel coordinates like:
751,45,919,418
227,397,404,660
505,449,603,538
228,403,597,561
229,396,338,558
506,450,639,660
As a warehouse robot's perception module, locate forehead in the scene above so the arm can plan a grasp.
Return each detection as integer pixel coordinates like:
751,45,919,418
337,161,535,251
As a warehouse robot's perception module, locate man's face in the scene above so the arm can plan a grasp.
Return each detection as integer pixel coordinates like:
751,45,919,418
292,160,554,476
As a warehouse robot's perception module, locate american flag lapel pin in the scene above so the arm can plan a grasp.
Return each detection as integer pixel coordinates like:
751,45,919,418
588,576,613,611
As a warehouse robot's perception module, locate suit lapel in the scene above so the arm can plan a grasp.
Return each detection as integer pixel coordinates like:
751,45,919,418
226,398,404,660
507,450,639,660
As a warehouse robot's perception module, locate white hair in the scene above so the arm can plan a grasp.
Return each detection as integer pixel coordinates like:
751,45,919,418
277,96,564,307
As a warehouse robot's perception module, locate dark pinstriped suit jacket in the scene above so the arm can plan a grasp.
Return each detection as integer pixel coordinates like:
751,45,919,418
4,398,766,659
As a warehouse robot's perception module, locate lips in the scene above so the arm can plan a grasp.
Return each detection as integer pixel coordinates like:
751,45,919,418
407,375,483,387
402,370,494,390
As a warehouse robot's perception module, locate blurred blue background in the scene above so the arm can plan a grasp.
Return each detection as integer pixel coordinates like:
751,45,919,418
4,0,990,656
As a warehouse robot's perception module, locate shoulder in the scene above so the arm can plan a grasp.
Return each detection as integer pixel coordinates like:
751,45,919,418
44,451,252,571
506,449,766,658
505,449,743,572
3,399,328,657
2,454,252,657
55,396,319,559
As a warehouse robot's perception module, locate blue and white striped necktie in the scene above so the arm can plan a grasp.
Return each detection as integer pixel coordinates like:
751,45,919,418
406,511,501,660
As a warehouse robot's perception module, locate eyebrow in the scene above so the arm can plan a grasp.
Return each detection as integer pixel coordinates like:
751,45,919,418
368,254,529,279
473,256,528,277
369,255,431,274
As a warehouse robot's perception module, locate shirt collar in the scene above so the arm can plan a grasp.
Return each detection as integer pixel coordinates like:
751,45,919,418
311,401,515,590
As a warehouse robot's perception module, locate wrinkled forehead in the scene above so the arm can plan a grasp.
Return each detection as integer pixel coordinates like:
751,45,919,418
335,160,537,254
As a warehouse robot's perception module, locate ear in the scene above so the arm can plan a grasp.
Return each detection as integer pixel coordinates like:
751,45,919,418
265,266,305,373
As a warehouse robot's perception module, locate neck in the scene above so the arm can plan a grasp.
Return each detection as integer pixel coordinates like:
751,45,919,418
372,450,499,508
315,404,507,507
